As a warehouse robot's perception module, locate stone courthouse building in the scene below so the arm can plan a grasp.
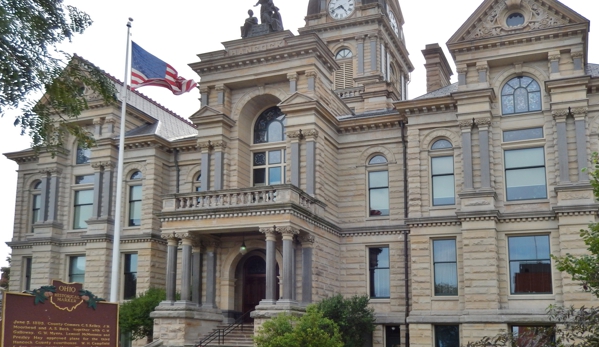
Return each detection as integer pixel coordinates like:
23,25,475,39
5,0,599,346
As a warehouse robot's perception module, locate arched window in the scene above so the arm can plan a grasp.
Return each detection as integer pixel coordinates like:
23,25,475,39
252,107,287,187
501,76,542,115
194,172,202,192
368,155,389,216
31,181,42,232
76,145,91,164
128,171,143,227
335,48,354,90
431,140,455,206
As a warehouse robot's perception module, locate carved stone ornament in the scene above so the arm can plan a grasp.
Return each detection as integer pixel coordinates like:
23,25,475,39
279,226,300,236
459,119,474,130
39,168,62,176
287,130,303,139
303,129,319,139
197,141,213,151
161,232,179,242
475,118,492,127
549,54,561,61
571,52,584,59
211,141,228,149
552,109,570,118
259,225,278,236
570,107,588,116
300,234,315,245
463,0,570,41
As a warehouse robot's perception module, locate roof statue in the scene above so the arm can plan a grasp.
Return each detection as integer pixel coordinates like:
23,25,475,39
241,0,284,38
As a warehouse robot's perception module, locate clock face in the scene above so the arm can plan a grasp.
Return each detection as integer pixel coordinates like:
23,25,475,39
329,0,355,20
388,9,399,37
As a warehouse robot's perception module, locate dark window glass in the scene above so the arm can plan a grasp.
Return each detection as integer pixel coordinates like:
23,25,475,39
123,254,138,300
369,247,390,298
24,257,32,291
254,107,286,144
75,175,94,185
385,326,401,347
511,326,554,347
431,139,453,150
31,181,42,233
432,156,455,205
369,155,388,165
507,13,525,27
505,148,546,200
69,256,86,283
509,235,552,294
253,150,285,187
129,185,142,227
435,325,459,347
130,171,143,180
335,48,353,59
503,128,543,142
433,240,458,296
369,171,389,216
195,172,202,192
502,77,542,115
73,190,93,229
76,146,91,164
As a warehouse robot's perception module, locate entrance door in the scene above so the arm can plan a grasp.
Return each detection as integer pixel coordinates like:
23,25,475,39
242,256,266,318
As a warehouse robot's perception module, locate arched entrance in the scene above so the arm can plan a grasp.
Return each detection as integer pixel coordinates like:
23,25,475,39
242,256,266,319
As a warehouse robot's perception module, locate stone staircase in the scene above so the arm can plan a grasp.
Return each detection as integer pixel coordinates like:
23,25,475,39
197,322,255,347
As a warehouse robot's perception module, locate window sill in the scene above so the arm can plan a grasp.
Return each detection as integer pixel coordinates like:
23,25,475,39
508,294,554,300
431,296,459,301
369,298,391,303
365,216,390,221
504,199,549,205
429,205,457,210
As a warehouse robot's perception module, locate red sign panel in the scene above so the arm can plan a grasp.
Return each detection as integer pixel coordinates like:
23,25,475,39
1,281,119,347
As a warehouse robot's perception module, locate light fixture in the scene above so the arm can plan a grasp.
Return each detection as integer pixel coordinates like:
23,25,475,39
239,237,247,255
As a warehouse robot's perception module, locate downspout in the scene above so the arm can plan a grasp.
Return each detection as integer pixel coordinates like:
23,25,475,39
174,148,180,193
400,120,410,346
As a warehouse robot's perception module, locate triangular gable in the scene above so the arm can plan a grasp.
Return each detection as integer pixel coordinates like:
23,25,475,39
277,92,317,106
189,106,223,120
189,105,235,128
448,0,589,44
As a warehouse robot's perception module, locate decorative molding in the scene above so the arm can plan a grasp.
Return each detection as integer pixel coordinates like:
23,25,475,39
465,200,491,206
549,54,561,61
459,119,473,130
287,73,298,81
197,141,213,151
278,226,300,236
571,52,584,59
299,234,315,245
287,130,303,139
303,129,319,139
552,109,570,118
475,118,492,127
211,141,228,149
161,232,179,241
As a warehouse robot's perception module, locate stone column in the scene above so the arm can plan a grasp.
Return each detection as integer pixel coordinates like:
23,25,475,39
572,52,584,71
46,168,61,223
306,71,317,92
179,233,193,302
212,141,227,190
369,35,377,72
163,233,179,303
476,118,492,189
200,86,210,107
287,73,298,94
37,170,50,223
91,163,103,219
279,226,299,304
573,108,589,181
192,243,203,306
260,226,278,305
553,110,570,184
304,129,318,195
198,141,212,191
476,63,488,84
457,66,467,86
357,36,365,75
104,119,116,135
549,54,561,74
459,120,474,190
204,241,220,309
100,162,114,219
288,130,303,187
300,234,315,305
93,118,103,138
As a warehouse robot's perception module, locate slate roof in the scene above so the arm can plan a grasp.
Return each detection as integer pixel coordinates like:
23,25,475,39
586,63,599,77
414,82,459,100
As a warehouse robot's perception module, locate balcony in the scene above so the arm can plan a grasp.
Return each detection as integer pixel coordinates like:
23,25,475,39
162,184,325,217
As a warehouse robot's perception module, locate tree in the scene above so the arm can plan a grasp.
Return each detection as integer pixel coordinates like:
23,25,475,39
0,255,10,290
315,294,376,347
1,0,116,153
119,288,165,343
253,306,344,347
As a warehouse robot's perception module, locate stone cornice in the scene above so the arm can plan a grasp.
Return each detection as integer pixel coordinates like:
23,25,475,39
395,96,456,117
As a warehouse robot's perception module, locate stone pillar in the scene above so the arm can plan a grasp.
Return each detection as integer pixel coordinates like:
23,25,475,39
549,54,561,74
459,120,474,190
216,84,226,105
93,118,103,138
306,71,317,92
100,162,114,219
213,141,227,190
369,35,377,72
572,52,584,71
91,163,103,219
163,233,179,303
279,226,299,304
457,66,467,86
300,234,315,305
38,170,50,223
357,36,365,75
192,243,203,306
476,63,488,84
198,141,212,191
288,73,298,93
288,130,302,187
105,119,116,135
200,86,210,107
553,110,570,183
179,234,193,302
204,241,219,309
476,118,492,189
573,108,589,181
46,168,61,223
304,129,318,196
260,226,278,305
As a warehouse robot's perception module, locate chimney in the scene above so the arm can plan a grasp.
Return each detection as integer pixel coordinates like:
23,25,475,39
422,43,453,93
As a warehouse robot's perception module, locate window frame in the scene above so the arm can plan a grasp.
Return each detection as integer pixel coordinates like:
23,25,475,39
501,76,542,116
251,107,287,187
368,245,390,299
334,48,354,90
73,175,94,230
75,145,91,165
122,253,138,300
194,171,202,192
507,234,553,295
434,325,460,347
23,256,32,291
504,147,547,201
127,171,143,227
31,181,42,233
367,155,389,217
68,255,86,284
251,148,286,187
430,139,455,206
510,325,555,347
432,239,458,296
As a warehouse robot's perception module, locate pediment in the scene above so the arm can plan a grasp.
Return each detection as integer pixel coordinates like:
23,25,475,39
278,92,317,106
189,106,235,127
448,0,589,44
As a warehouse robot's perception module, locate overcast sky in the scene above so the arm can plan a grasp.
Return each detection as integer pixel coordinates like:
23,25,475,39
1,0,598,268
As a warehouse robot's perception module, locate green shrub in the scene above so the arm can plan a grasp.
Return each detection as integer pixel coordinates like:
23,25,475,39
315,294,375,347
119,288,165,343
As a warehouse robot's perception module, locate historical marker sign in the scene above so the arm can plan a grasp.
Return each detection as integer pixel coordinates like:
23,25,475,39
1,280,118,347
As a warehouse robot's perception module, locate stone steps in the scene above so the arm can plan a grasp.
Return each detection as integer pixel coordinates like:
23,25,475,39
198,323,254,347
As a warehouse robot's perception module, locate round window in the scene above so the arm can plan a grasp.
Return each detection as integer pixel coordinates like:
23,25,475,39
506,13,525,27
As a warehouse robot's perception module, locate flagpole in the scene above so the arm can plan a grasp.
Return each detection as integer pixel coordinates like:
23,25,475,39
110,17,134,303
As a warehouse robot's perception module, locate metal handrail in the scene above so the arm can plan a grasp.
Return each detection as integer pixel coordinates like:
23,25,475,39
196,310,253,347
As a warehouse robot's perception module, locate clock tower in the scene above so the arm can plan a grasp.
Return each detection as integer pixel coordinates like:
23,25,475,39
300,0,413,114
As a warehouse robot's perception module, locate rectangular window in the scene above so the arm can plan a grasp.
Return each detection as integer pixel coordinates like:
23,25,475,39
73,190,93,229
75,174,94,185
69,256,86,284
123,254,138,299
76,147,91,164
253,149,286,186
385,326,400,347
369,171,389,216
508,235,552,294
503,128,543,142
434,325,459,347
23,257,32,291
432,156,455,205
505,148,547,201
369,247,390,298
511,326,554,347
128,185,142,226
31,194,41,232
433,239,458,296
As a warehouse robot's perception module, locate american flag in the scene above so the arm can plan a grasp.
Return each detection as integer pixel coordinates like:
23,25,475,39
130,42,197,95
